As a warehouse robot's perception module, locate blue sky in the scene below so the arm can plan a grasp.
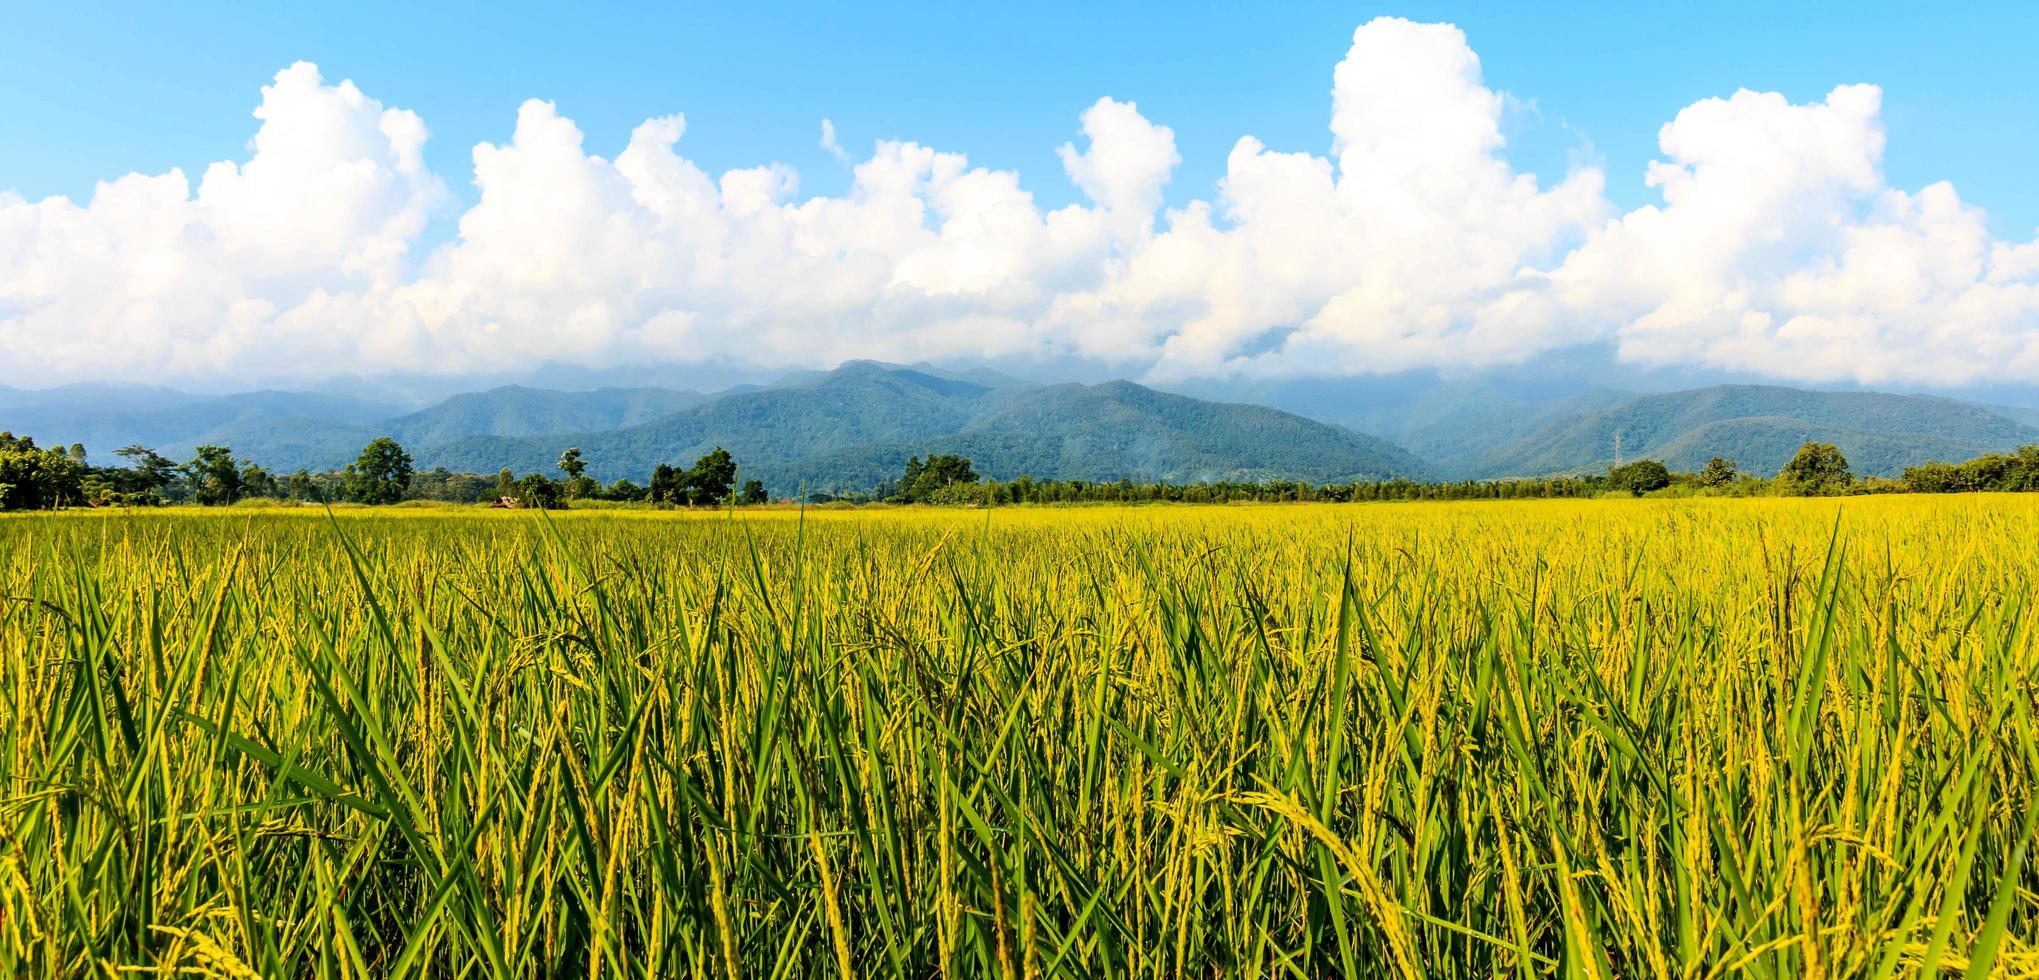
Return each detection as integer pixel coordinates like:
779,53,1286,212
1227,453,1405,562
5,2,2039,390
7,1,2036,235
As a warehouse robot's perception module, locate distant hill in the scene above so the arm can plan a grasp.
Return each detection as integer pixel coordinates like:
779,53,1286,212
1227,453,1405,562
1985,403,2039,429
386,385,705,447
1475,385,2039,478
949,380,1423,483
11,368,2039,490
0,382,215,419
418,364,1424,492
1160,373,1636,478
417,363,1007,478
2,390,398,471
2,384,702,472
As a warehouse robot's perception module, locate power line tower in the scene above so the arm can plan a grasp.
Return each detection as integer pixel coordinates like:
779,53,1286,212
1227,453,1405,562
1613,429,1624,469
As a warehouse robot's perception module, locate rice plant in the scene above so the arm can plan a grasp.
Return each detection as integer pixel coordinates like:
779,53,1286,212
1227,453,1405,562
3,497,2037,977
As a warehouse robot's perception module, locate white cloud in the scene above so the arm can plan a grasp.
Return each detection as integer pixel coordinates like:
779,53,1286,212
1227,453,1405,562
820,118,850,165
1536,85,2039,385
0,62,444,381
1093,18,1609,378
3,21,2037,388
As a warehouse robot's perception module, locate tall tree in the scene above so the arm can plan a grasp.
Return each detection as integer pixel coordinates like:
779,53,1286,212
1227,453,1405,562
1608,459,1671,496
649,463,683,504
184,445,243,506
345,438,415,505
683,448,737,505
899,453,978,502
113,445,178,496
557,448,598,499
0,432,84,510
239,461,280,500
514,473,565,509
1780,442,1851,496
287,469,321,503
1698,456,1739,488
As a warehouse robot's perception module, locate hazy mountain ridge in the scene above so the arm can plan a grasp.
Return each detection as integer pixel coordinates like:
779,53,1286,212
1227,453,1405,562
410,366,1420,492
415,364,1005,481
0,388,400,472
8,368,2039,491
384,386,708,447
1476,385,2039,478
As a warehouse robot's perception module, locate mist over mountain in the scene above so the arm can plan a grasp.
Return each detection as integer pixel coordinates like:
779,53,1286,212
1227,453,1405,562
1472,386,2039,478
8,361,2039,494
385,386,709,448
0,386,400,472
411,363,1423,492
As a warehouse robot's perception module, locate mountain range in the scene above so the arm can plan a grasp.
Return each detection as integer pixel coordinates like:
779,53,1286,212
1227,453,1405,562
6,362,2039,494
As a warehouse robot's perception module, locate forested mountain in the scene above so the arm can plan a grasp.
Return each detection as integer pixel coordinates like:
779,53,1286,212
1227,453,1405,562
10,368,2039,492
415,362,1002,480
0,389,399,472
385,385,706,447
951,381,1423,484
772,380,1426,491
4,384,702,472
1986,403,2039,429
0,383,204,417
1475,385,2039,477
412,365,1424,492
1163,372,1640,478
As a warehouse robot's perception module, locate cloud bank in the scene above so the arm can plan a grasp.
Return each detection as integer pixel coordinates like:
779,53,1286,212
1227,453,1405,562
4,18,2037,387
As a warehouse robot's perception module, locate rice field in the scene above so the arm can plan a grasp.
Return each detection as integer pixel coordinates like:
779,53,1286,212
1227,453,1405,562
3,497,2038,977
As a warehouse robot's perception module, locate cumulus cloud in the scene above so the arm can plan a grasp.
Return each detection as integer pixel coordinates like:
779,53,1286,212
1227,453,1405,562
3,20,2037,387
0,62,445,381
1537,85,2039,384
1096,18,1608,378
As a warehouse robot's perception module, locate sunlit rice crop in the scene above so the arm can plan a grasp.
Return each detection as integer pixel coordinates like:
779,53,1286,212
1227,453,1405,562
3,497,2037,976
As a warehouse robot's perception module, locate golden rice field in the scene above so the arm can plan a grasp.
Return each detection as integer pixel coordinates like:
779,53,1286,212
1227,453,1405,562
4,497,2039,978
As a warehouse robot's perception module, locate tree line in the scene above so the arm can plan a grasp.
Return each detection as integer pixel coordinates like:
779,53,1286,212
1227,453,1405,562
0,433,766,511
7,431,2039,511
865,441,2030,506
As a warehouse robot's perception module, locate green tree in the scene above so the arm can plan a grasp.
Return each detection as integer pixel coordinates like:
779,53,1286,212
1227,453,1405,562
898,456,924,499
184,445,243,506
648,464,683,504
345,438,415,505
683,447,737,505
239,461,281,500
1904,445,2039,494
1608,459,1671,496
738,479,768,505
0,432,85,510
1780,442,1851,496
556,447,599,499
899,453,978,502
113,444,178,501
286,469,322,502
495,467,516,501
514,473,565,509
1698,456,1739,488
